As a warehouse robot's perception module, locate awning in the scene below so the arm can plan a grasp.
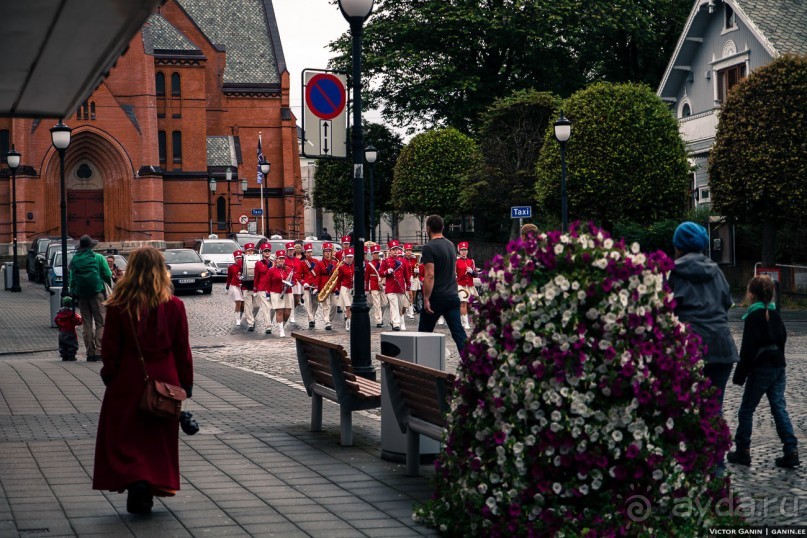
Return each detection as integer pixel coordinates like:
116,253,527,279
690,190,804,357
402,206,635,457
0,0,162,118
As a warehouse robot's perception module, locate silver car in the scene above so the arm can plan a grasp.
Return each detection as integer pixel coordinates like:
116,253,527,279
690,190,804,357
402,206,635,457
193,238,240,279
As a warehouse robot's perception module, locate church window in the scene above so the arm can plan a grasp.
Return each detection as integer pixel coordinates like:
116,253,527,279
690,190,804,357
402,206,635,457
171,73,181,98
156,72,165,97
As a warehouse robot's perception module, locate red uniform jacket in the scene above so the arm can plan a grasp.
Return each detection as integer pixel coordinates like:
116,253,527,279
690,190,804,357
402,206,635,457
226,261,242,288
417,263,425,283
298,256,318,289
253,258,274,292
337,263,355,290
405,256,418,279
456,257,477,287
381,256,410,294
286,256,302,285
365,259,383,291
94,298,193,493
267,265,294,294
315,258,339,290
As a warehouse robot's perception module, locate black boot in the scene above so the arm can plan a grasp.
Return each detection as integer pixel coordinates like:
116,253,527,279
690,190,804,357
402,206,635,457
776,451,800,468
126,481,154,515
727,450,751,466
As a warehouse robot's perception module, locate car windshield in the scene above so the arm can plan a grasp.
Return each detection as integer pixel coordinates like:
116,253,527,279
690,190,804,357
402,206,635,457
53,251,76,267
202,241,239,255
233,235,266,247
164,250,201,264
38,240,52,254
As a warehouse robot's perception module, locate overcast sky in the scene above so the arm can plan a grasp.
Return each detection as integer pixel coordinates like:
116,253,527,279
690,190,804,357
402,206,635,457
272,0,386,127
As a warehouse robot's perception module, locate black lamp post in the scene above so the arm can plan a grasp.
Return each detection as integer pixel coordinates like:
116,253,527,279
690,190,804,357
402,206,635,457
365,145,377,243
554,111,572,233
6,145,21,292
50,121,72,299
339,0,374,380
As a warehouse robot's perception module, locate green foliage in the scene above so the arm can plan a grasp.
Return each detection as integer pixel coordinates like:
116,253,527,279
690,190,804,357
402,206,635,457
708,54,807,226
614,207,716,257
329,0,690,130
311,122,404,218
460,90,560,239
535,82,690,227
392,127,482,218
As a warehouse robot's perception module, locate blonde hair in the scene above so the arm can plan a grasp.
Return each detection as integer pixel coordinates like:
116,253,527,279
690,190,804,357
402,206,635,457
106,247,172,318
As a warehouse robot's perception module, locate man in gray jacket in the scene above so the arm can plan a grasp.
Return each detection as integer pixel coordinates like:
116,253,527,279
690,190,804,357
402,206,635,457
668,221,739,415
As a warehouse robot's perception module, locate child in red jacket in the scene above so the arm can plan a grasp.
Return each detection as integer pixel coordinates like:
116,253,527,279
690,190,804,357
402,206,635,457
55,296,83,361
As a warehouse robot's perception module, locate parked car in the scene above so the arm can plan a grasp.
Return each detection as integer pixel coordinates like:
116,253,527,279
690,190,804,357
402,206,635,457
27,236,61,282
162,249,213,294
226,232,268,249
45,250,76,291
193,238,240,279
38,238,77,284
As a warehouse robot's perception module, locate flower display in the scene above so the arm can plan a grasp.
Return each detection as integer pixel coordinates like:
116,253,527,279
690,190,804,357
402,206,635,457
415,223,733,536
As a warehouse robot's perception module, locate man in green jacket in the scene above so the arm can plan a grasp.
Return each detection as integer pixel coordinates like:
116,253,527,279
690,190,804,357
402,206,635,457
69,235,113,362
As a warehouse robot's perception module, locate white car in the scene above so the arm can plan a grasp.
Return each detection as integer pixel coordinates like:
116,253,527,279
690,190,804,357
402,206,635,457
193,238,240,279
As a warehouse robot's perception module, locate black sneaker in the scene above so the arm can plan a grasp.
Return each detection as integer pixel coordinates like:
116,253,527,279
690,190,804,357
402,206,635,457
87,355,101,362
265,328,272,334
776,452,800,468
62,356,76,362
126,481,153,515
727,450,751,466
392,326,401,331
309,321,315,329
376,324,383,328
247,325,255,332
325,324,332,331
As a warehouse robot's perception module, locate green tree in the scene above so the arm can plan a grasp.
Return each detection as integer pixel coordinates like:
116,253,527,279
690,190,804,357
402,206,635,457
708,54,807,265
392,127,481,219
535,82,690,228
329,0,690,131
460,89,560,240
311,122,404,231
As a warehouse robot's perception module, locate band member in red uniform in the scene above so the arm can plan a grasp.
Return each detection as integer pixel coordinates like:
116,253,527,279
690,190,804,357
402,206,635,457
365,244,386,328
226,250,244,326
334,235,351,262
267,250,294,337
240,243,261,332
456,241,478,329
404,243,419,319
335,248,355,331
298,243,319,329
253,245,276,334
381,239,411,331
314,242,338,330
285,241,302,324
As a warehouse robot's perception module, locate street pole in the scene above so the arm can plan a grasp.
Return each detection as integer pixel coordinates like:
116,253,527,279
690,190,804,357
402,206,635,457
366,145,377,243
341,0,374,381
6,145,21,292
51,120,73,300
560,142,567,234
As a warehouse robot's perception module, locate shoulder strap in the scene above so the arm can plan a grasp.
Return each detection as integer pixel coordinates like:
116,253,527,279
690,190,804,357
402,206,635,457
128,313,150,382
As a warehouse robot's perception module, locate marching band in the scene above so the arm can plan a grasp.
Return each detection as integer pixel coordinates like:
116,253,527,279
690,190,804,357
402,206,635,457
223,237,479,336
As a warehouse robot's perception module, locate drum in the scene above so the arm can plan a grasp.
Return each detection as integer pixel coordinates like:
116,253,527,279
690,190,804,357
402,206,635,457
241,254,261,281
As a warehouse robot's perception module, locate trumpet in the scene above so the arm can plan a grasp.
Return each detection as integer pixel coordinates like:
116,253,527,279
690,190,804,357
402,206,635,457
317,260,343,302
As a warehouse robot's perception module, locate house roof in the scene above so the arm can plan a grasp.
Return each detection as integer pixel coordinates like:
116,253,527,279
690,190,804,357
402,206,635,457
207,136,239,168
658,0,807,99
176,0,286,86
736,0,807,56
144,14,200,53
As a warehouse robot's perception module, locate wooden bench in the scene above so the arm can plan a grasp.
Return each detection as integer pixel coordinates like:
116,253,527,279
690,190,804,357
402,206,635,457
375,354,455,476
292,332,382,446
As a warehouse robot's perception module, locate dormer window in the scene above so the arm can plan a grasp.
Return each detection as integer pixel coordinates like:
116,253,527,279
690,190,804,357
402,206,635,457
724,4,736,30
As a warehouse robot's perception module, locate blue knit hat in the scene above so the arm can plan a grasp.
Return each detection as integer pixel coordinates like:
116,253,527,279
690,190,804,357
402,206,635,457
673,221,708,253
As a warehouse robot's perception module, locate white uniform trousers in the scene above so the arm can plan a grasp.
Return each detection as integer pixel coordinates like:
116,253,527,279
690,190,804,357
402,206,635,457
387,293,407,329
242,289,260,327
320,293,337,326
369,290,385,325
258,292,275,328
305,289,319,322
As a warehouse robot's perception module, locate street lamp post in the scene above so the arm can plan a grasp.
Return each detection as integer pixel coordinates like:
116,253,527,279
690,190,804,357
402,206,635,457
554,111,572,233
50,121,72,299
6,145,21,292
365,145,377,243
339,0,374,380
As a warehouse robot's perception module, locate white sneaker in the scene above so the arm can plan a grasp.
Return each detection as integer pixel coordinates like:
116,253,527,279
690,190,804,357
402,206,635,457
345,319,351,331
279,325,286,337
463,321,471,330
401,319,406,331
289,314,296,324
235,316,241,326
438,317,445,325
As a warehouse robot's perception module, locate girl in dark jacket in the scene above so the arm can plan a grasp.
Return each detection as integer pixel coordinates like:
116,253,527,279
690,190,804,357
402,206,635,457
727,275,799,468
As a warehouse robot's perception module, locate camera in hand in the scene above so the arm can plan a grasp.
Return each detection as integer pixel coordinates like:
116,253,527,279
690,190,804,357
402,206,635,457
179,411,199,435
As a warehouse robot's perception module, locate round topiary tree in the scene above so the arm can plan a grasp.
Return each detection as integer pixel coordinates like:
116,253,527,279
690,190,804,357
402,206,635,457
392,127,481,219
535,82,690,228
415,223,734,536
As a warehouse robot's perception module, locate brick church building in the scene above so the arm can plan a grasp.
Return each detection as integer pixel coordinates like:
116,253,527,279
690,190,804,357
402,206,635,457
0,0,302,247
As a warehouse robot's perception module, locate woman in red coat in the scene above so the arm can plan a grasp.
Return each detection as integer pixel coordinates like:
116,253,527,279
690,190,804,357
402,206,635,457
93,246,193,515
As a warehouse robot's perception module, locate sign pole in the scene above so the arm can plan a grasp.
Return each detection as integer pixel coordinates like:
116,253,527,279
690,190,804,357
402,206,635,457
260,183,265,236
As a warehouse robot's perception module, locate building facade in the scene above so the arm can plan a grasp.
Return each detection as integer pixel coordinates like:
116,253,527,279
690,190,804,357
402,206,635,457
0,0,302,250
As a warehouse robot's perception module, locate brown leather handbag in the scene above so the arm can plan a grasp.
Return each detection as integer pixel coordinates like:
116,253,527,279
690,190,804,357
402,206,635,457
129,315,186,420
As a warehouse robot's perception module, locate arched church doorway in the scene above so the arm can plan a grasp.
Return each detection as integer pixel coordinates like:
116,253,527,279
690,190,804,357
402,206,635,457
68,161,104,240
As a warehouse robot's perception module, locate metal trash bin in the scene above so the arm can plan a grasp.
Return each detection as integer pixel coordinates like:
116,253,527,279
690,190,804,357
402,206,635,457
49,289,62,328
379,331,445,462
3,262,13,290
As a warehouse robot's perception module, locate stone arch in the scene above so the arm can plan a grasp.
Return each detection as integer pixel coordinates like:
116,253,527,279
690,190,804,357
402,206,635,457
42,127,134,242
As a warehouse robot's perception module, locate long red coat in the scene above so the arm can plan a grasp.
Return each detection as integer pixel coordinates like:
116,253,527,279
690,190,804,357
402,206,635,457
93,297,193,494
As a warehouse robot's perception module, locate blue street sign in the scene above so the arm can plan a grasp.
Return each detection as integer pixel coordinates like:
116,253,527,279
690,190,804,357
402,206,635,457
251,208,264,216
511,206,532,219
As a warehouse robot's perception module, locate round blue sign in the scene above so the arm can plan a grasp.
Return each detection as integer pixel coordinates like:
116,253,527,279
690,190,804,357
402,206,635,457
305,73,347,121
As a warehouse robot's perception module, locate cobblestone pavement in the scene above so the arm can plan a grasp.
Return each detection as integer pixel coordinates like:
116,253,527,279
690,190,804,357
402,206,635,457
0,276,807,536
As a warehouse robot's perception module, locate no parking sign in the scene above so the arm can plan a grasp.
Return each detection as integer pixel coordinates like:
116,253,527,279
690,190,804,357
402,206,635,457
302,69,347,159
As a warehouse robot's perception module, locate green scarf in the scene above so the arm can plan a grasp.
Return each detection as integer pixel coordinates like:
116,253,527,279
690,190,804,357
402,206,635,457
742,301,776,320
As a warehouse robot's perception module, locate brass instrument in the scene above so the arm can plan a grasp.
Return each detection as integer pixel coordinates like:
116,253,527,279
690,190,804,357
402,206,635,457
458,288,470,301
317,259,343,302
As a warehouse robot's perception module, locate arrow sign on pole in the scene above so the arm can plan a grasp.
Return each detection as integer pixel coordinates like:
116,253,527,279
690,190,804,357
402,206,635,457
321,120,332,155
